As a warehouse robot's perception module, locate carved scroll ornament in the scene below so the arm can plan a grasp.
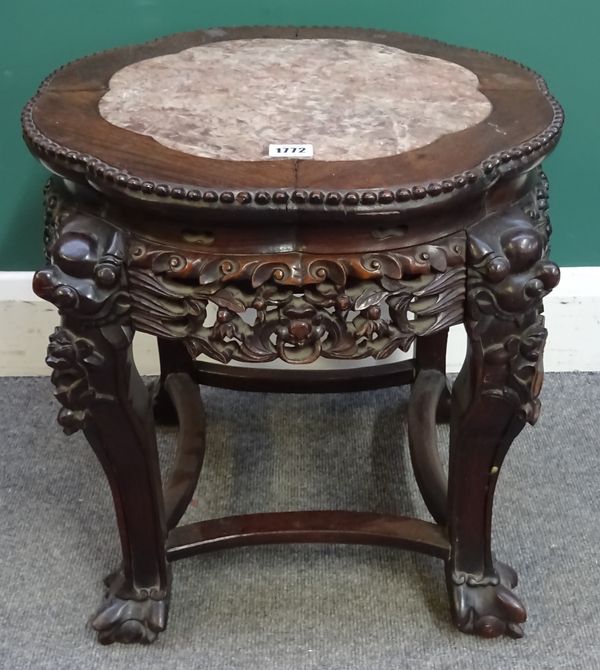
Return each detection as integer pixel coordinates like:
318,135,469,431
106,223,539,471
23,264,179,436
127,237,467,364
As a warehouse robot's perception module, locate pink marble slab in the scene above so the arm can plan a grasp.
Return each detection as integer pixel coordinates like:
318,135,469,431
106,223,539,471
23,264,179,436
99,38,492,162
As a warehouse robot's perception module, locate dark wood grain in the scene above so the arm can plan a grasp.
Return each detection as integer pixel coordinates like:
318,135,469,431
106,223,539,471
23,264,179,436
27,27,563,645
34,215,171,644
23,26,562,219
407,369,449,525
166,511,450,561
194,359,415,393
161,373,206,530
153,339,198,424
446,192,558,639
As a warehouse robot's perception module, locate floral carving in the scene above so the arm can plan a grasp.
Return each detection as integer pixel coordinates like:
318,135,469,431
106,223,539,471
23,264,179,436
127,237,466,364
45,327,114,434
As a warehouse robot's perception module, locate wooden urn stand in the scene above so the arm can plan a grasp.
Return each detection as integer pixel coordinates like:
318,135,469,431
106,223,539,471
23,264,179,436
23,26,563,644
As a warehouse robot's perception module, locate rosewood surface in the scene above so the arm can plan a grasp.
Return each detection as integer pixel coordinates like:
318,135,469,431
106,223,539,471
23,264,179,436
23,26,561,220
24,26,563,646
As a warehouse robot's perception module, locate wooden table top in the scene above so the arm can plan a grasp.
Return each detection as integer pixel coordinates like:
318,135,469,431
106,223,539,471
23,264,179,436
23,26,563,218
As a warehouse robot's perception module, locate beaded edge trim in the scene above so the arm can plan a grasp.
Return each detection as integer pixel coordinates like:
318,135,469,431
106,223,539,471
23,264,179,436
21,26,564,210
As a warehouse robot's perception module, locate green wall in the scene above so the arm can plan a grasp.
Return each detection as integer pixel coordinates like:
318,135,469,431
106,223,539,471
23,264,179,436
0,1,595,269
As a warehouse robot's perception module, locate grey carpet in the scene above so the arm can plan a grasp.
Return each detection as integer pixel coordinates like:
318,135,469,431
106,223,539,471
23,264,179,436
0,373,599,669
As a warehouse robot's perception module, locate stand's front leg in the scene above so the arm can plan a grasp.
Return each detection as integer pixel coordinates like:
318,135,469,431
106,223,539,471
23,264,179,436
447,203,560,638
33,214,169,644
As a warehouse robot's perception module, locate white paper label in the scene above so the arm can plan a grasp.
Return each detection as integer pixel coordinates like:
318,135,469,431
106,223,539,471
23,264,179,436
268,143,314,159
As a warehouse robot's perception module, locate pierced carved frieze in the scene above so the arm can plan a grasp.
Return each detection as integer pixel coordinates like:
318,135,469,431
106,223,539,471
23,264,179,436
465,202,560,423
127,238,467,364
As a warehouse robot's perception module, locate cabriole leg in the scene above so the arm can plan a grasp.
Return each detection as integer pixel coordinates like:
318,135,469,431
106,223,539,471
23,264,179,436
33,213,170,644
446,203,559,638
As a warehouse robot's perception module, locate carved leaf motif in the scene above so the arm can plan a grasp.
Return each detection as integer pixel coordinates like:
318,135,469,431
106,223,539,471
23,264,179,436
414,266,464,297
127,235,466,364
354,289,389,311
375,336,411,359
320,316,359,359
388,293,415,334
209,288,247,313
186,299,208,317
303,283,339,308
187,337,232,364
237,329,279,362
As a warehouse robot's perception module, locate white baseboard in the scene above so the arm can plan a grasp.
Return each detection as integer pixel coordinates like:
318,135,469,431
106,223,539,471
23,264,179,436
1,268,597,375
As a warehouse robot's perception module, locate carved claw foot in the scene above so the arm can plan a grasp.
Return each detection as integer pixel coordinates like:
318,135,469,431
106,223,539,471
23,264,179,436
91,571,169,645
446,563,526,639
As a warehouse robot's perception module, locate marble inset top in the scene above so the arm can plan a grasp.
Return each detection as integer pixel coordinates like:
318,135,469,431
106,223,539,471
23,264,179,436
99,38,492,162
